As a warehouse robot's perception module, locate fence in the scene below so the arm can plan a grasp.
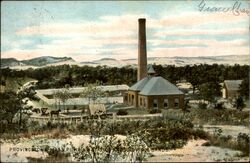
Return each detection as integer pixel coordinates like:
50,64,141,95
28,113,163,124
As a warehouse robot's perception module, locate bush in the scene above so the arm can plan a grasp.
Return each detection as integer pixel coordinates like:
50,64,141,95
202,141,211,146
192,129,209,139
46,128,70,139
116,109,128,115
198,103,207,109
149,109,162,114
215,102,226,110
207,132,249,156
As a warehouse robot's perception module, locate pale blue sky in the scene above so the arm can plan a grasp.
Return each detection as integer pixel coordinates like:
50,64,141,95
1,1,249,61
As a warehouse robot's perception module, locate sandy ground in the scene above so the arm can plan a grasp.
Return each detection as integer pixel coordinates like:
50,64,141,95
0,135,91,162
1,134,249,162
147,139,249,162
202,125,250,138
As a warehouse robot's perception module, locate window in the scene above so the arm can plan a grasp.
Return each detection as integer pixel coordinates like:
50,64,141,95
143,98,146,107
132,95,134,105
164,99,168,109
153,99,158,108
140,98,142,106
174,98,179,107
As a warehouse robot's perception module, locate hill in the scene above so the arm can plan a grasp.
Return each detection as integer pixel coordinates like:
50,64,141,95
1,55,249,69
1,56,75,68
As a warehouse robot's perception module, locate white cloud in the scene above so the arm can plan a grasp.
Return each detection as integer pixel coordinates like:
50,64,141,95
2,12,249,61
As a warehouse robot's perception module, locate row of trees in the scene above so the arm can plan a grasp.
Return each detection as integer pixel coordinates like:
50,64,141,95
1,64,249,102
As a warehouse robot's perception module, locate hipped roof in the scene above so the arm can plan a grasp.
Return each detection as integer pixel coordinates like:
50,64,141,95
224,80,242,91
129,76,184,96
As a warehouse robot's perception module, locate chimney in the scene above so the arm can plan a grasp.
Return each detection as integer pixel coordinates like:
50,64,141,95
138,18,147,81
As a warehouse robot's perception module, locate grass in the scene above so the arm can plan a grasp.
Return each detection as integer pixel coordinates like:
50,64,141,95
161,108,249,126
206,133,249,156
126,108,149,115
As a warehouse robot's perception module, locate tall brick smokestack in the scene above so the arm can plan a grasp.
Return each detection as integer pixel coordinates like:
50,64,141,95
137,18,147,81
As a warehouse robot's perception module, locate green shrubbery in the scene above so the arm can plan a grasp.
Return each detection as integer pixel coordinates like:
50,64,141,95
198,103,207,109
162,108,249,126
116,109,128,115
39,116,202,150
148,109,162,114
207,131,249,156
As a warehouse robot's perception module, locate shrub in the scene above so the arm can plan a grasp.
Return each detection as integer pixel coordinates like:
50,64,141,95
149,109,162,114
192,129,209,139
198,103,207,109
69,135,149,162
207,132,249,156
237,133,249,155
215,102,226,110
202,141,211,146
116,109,128,115
46,128,70,139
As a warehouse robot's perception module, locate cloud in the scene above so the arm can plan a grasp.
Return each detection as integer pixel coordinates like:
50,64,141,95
149,46,249,58
153,28,249,37
2,12,249,61
149,39,248,47
157,11,248,28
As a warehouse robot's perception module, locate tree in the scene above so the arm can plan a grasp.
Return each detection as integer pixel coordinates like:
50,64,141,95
239,78,249,99
0,91,21,124
185,65,201,94
198,82,222,104
16,86,37,130
54,85,72,112
80,82,105,104
0,86,37,132
234,96,245,111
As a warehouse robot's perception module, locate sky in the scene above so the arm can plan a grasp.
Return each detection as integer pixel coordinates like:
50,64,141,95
1,0,249,61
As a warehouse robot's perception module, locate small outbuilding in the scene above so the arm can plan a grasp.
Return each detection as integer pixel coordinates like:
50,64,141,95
223,80,242,99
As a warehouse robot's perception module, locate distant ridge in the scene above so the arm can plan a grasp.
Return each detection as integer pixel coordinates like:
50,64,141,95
1,55,249,69
1,56,75,67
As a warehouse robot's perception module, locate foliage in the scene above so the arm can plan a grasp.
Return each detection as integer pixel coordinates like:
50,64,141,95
0,86,37,133
0,91,22,124
162,108,249,126
198,82,221,104
148,109,162,114
64,135,149,162
198,102,207,109
116,109,128,115
239,78,249,99
236,132,250,155
234,96,245,111
207,131,249,156
80,82,106,104
214,102,226,110
2,64,248,90
53,84,72,111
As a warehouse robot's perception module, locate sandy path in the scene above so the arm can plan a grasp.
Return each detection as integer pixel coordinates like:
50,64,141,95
146,139,249,162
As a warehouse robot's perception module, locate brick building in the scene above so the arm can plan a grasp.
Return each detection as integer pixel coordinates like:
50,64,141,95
124,18,184,109
124,66,184,109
